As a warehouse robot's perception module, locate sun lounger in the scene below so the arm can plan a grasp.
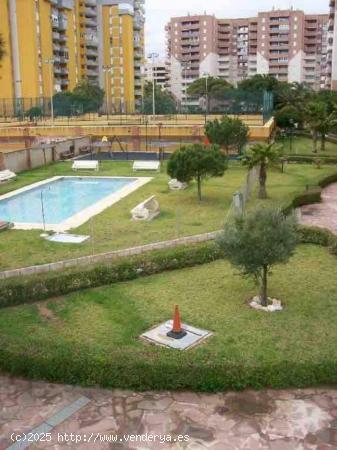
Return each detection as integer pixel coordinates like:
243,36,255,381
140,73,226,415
133,161,160,172
72,160,99,171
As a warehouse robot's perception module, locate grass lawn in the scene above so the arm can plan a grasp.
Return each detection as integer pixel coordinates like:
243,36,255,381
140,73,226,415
0,160,336,271
277,135,337,157
0,244,336,390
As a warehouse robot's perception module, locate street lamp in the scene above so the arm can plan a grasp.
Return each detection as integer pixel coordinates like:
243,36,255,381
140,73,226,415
148,52,159,116
45,59,55,124
202,71,210,124
102,65,113,120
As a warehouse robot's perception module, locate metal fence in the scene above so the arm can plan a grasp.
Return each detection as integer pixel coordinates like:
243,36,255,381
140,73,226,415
0,90,273,122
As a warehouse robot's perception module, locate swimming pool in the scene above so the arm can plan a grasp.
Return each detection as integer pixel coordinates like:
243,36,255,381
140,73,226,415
0,176,152,231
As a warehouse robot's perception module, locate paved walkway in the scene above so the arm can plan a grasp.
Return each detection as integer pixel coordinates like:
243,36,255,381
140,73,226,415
299,183,337,234
1,375,337,449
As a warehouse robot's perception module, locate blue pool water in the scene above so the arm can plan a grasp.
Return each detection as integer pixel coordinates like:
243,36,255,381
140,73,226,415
0,177,135,224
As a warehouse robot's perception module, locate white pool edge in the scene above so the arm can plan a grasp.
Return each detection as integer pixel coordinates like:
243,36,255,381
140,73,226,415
1,176,153,232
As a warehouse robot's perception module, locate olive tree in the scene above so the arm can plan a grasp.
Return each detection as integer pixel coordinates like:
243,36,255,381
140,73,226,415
218,207,298,307
167,143,227,201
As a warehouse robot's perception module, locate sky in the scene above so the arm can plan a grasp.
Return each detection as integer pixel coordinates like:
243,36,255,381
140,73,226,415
145,0,329,57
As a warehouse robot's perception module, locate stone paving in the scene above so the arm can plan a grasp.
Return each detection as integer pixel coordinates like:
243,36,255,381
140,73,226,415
299,183,337,234
1,375,337,449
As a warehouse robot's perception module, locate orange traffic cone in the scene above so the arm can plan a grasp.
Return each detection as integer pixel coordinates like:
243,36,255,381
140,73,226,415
167,305,187,339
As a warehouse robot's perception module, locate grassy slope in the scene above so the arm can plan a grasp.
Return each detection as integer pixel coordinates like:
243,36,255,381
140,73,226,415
0,161,246,270
278,135,337,156
0,244,336,390
0,161,336,271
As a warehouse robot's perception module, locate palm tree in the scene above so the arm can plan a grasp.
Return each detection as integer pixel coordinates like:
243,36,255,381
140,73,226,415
318,107,337,152
276,82,311,112
305,102,337,153
245,143,282,199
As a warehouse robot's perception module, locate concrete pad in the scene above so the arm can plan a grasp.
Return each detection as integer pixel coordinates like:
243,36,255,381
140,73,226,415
140,320,213,350
45,233,90,244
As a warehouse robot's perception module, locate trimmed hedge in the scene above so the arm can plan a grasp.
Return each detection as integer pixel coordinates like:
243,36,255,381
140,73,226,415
318,172,337,188
297,225,334,247
286,155,337,164
0,347,336,392
283,188,322,215
0,243,223,308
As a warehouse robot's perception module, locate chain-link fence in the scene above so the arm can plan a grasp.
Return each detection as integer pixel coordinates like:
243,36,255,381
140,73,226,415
0,90,273,123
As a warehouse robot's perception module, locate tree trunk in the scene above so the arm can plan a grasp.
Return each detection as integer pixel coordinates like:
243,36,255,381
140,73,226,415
197,175,202,201
258,163,267,199
321,134,326,152
312,131,318,153
260,265,268,307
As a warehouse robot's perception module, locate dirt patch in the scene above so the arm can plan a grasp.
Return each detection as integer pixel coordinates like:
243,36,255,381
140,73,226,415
37,302,62,325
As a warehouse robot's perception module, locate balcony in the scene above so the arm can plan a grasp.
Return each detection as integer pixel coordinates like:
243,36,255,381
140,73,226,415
60,55,69,64
85,7,97,17
52,32,60,41
86,48,97,56
86,69,99,77
84,34,98,45
85,18,97,27
58,0,73,9
58,18,68,30
85,0,96,5
86,58,98,67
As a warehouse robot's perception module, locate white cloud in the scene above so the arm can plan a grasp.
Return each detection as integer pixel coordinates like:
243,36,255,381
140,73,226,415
145,0,329,57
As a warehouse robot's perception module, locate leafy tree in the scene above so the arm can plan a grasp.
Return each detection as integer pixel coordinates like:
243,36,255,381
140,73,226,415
167,143,227,201
26,106,42,120
218,207,298,307
0,34,5,61
143,81,177,114
243,143,282,199
72,80,105,113
238,74,279,95
205,116,249,154
275,105,303,129
311,90,337,115
304,102,337,152
275,82,312,112
187,77,232,111
53,91,76,117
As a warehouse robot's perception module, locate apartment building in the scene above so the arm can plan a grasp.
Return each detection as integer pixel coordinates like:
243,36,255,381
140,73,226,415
166,9,329,105
145,59,169,89
0,0,145,112
257,10,328,88
326,0,337,89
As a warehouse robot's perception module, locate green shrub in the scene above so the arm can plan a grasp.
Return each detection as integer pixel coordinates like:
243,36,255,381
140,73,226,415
286,155,337,164
297,225,333,247
318,173,337,188
0,243,223,308
283,188,322,215
0,347,336,391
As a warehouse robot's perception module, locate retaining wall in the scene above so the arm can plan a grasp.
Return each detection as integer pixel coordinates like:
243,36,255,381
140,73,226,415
0,231,221,280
